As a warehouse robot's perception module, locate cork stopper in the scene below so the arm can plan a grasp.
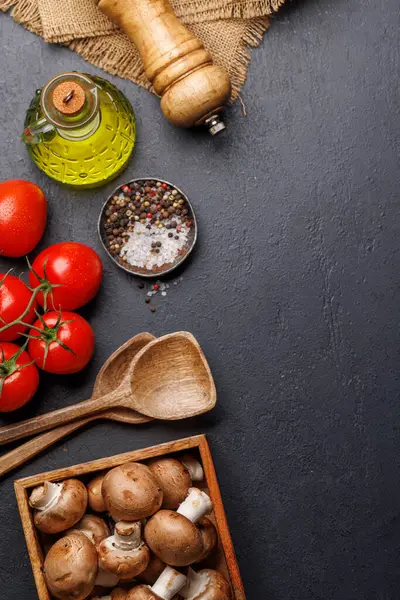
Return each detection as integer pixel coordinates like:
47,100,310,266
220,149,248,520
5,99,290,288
52,81,85,116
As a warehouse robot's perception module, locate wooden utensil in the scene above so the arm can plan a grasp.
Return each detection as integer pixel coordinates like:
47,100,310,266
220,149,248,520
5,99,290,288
97,0,231,134
0,333,156,477
0,332,216,445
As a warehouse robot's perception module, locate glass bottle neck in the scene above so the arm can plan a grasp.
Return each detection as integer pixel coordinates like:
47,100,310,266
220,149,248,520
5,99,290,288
57,111,101,141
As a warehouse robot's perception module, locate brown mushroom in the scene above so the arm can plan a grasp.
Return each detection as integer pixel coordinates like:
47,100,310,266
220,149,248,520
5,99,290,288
148,456,204,509
137,555,166,585
98,521,150,581
68,514,110,546
112,591,129,600
195,518,218,563
30,479,88,534
91,589,128,600
180,568,232,600
144,488,213,567
67,514,119,589
147,457,191,509
102,463,163,521
44,531,98,600
88,473,107,513
95,566,120,589
125,566,187,600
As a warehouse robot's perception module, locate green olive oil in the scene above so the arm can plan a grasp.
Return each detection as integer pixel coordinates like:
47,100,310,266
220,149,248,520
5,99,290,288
23,74,136,188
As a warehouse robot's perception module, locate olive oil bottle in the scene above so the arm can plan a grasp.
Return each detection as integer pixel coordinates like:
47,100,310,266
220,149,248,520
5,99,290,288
22,72,136,188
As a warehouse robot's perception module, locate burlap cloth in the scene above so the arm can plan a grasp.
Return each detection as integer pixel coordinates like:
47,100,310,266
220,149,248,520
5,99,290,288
0,0,284,101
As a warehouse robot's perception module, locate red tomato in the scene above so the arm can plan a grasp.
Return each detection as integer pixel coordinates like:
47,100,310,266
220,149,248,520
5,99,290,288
0,274,37,342
27,311,95,374
0,180,47,257
29,242,103,311
0,342,39,412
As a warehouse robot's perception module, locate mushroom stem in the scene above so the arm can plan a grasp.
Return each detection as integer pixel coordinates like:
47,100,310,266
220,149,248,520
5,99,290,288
114,521,142,551
181,456,204,482
29,481,62,511
177,488,213,524
151,566,187,600
95,564,120,587
180,568,210,599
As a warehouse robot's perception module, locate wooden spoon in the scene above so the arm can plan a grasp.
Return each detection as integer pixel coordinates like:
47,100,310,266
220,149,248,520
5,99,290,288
0,332,216,445
0,333,155,477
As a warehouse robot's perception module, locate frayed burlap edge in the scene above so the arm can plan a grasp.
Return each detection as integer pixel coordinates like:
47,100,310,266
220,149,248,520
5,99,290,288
229,16,270,101
0,0,277,102
70,35,152,93
0,0,42,35
177,0,281,23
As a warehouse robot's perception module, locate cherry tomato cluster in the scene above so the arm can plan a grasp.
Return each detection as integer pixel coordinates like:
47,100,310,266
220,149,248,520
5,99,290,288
0,193,104,413
0,180,104,412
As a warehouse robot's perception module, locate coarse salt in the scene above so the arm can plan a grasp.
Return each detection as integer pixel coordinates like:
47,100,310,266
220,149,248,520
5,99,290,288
120,218,190,269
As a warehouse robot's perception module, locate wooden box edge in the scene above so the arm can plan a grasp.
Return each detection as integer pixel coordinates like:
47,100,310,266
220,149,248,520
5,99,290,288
15,434,246,600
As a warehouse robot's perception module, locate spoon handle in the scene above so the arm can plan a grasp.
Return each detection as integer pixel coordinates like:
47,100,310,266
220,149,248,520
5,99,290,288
0,417,95,478
0,392,117,446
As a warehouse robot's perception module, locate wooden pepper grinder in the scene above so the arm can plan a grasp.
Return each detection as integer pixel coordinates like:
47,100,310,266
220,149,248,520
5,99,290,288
97,0,232,134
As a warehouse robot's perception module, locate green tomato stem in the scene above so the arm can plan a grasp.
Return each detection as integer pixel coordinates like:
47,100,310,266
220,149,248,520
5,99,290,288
0,283,45,336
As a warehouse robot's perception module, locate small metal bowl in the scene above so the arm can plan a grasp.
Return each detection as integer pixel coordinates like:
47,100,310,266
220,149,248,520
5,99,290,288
98,178,197,278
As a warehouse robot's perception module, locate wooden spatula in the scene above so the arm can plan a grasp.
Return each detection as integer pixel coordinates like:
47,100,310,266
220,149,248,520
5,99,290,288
0,332,216,446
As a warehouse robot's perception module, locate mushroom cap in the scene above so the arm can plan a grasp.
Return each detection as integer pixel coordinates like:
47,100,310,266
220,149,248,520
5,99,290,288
94,566,120,588
98,543,150,581
44,531,98,600
68,514,110,546
144,510,203,566
147,458,192,509
189,569,232,600
88,473,107,513
195,518,218,563
32,479,88,534
98,523,150,581
102,462,163,521
112,589,130,600
125,586,157,600
137,555,166,585
111,589,130,600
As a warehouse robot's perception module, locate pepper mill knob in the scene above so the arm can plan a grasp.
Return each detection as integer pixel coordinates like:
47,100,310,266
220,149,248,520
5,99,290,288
97,0,231,132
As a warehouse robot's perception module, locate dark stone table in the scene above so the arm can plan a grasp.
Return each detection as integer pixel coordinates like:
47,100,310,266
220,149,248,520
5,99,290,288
1,0,399,598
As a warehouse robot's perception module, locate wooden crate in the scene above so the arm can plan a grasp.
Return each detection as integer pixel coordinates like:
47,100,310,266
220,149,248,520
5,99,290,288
14,434,246,600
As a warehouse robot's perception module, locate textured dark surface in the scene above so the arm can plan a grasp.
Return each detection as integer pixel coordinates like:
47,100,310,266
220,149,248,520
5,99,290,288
0,0,400,598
